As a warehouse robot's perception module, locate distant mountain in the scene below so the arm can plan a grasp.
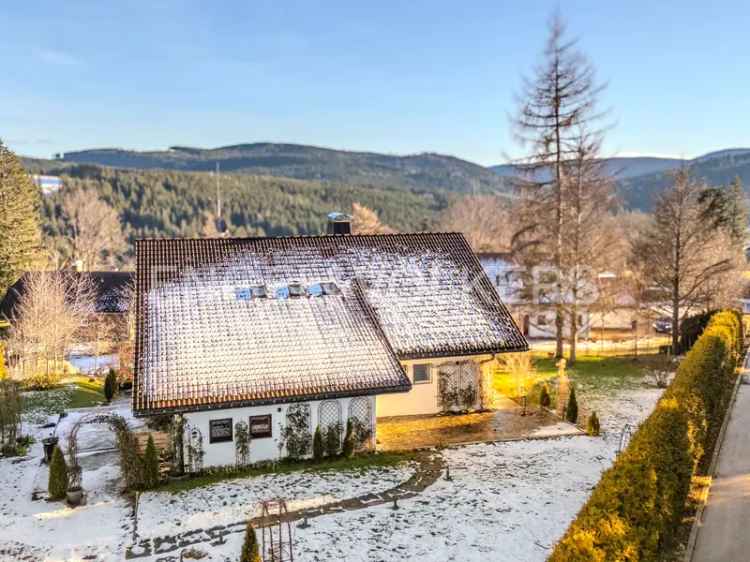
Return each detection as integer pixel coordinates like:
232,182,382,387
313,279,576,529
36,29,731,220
491,150,750,211
55,143,511,195
618,149,750,210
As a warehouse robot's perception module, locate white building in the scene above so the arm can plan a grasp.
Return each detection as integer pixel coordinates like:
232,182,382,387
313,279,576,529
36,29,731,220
132,223,527,469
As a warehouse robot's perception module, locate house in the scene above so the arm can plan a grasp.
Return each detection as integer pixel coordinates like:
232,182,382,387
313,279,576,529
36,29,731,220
132,220,527,468
0,271,133,340
478,253,642,339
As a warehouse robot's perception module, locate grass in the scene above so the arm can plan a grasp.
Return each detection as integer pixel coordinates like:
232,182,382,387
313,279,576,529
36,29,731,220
159,451,418,494
22,376,106,419
64,377,106,408
494,351,666,408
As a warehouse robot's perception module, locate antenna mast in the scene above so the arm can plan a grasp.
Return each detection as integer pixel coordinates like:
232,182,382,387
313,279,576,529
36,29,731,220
215,162,222,219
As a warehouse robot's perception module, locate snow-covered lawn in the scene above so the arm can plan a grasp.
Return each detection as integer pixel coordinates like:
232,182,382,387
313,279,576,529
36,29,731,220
0,380,661,561
136,462,416,539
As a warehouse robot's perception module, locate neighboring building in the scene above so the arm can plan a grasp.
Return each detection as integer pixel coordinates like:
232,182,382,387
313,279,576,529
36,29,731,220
31,175,63,195
478,253,640,339
0,271,133,340
133,224,527,467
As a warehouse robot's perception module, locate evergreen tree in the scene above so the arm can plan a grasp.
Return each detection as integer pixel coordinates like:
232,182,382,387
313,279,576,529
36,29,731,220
104,369,117,402
342,419,355,458
48,445,68,500
0,141,41,293
539,384,551,409
142,435,160,489
312,425,324,462
325,423,341,457
587,411,600,436
240,521,261,562
566,386,579,424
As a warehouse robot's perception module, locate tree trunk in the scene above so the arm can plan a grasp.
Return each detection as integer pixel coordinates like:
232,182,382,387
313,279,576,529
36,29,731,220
569,310,578,365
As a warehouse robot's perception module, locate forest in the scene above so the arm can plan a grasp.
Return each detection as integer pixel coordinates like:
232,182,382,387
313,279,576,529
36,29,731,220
39,165,446,262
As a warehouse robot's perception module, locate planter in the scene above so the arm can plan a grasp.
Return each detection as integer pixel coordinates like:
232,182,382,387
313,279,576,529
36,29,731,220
66,487,83,506
42,437,59,464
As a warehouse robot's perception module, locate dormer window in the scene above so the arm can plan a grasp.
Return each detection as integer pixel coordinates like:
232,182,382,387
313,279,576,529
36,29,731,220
320,282,341,296
288,282,305,297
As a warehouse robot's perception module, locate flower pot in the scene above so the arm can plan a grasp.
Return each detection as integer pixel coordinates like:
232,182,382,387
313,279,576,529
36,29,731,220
66,487,83,506
42,437,59,464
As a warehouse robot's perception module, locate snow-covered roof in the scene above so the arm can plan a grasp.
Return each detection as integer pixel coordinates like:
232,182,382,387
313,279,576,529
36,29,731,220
133,234,526,414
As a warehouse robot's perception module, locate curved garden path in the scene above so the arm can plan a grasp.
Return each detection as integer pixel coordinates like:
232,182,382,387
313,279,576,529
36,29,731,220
125,451,446,559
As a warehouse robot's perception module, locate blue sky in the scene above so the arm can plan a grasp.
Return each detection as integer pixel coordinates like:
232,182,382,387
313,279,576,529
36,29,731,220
1,1,747,165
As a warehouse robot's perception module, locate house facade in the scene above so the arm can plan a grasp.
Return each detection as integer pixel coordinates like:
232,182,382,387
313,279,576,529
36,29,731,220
133,226,527,468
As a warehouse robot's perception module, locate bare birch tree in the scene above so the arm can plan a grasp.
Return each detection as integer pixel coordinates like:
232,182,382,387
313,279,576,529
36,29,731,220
438,195,514,252
631,169,745,351
7,272,95,385
512,12,607,359
60,188,126,270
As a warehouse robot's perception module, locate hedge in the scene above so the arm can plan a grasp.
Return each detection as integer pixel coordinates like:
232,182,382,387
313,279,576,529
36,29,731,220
549,310,743,561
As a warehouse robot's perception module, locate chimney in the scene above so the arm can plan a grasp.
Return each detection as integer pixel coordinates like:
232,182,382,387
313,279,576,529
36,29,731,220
326,212,352,235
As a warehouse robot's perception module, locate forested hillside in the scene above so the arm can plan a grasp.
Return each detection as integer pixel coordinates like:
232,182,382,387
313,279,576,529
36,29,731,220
39,165,446,263
47,143,510,195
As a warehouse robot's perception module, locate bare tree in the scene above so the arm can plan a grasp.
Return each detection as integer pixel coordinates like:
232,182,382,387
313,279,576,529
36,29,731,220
559,128,618,363
438,195,514,252
60,188,126,270
351,203,395,234
631,169,745,351
512,12,607,359
7,271,95,384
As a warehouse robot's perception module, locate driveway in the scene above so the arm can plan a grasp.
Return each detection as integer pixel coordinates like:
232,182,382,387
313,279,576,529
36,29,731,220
691,376,750,561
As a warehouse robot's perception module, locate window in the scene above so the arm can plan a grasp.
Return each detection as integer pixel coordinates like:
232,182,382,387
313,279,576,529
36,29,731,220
209,418,233,443
412,363,431,384
288,282,305,297
249,414,273,439
495,274,502,287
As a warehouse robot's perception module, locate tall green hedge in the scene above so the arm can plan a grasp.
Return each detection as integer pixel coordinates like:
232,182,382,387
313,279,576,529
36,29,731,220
549,310,742,561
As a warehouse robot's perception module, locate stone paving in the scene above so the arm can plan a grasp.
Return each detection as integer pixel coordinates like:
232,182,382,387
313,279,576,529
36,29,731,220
376,396,572,451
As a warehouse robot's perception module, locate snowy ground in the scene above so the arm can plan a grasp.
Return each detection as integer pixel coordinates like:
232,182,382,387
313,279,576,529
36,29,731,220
0,381,661,562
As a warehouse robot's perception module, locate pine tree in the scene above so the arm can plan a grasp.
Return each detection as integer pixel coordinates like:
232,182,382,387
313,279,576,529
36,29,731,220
342,419,355,458
48,445,68,500
0,141,41,294
587,411,600,436
313,425,324,462
566,386,579,424
104,369,117,402
240,521,261,562
539,384,551,409
143,435,160,489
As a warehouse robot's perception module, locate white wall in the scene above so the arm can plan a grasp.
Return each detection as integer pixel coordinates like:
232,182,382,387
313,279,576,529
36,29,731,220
183,395,375,468
376,355,490,418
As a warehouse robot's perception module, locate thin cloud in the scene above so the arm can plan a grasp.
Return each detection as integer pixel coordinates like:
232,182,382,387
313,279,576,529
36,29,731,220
35,48,81,67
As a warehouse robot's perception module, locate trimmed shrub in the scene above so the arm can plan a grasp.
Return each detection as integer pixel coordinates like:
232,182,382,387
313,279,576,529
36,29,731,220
313,425,324,462
0,343,7,380
587,412,600,436
142,435,160,489
565,386,578,424
325,422,342,457
240,522,261,562
539,384,551,409
48,446,68,500
342,419,355,458
104,369,117,402
549,310,741,560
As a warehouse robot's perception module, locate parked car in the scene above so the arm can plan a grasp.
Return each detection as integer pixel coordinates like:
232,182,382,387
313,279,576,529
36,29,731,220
653,317,673,334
